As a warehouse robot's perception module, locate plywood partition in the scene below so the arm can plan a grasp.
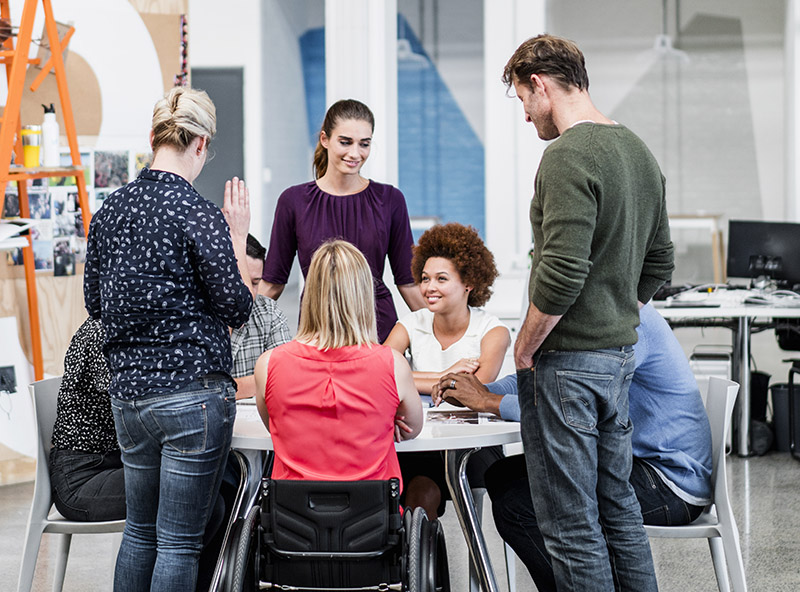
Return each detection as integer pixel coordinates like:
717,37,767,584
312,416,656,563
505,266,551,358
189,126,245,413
0,270,85,377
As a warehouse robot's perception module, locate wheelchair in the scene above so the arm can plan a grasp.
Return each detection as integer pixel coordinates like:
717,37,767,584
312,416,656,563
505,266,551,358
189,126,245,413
216,476,449,592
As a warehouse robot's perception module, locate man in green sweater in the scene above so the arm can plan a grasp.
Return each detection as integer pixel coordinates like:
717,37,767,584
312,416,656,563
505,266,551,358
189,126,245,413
503,35,674,591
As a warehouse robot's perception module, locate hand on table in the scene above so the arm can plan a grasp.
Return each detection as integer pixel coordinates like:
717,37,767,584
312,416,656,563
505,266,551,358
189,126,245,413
433,373,493,414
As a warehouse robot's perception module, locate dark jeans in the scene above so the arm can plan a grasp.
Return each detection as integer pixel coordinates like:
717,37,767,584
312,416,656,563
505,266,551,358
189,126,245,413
50,448,126,521
486,454,705,592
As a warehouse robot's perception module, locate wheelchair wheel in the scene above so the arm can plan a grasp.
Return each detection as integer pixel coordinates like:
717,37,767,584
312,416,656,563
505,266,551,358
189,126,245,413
226,504,260,592
425,518,449,592
406,507,426,592
402,506,413,587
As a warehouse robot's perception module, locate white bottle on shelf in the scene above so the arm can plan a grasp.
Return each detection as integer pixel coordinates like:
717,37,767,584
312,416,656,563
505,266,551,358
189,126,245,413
41,103,60,167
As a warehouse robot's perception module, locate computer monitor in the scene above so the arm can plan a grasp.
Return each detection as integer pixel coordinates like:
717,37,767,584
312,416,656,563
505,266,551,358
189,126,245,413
727,220,800,289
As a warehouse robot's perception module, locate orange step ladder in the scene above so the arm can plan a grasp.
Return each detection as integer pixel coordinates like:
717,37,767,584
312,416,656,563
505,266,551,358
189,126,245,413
0,0,91,380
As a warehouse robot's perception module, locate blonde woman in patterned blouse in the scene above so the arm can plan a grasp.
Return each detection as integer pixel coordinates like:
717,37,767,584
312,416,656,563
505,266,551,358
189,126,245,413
84,86,253,592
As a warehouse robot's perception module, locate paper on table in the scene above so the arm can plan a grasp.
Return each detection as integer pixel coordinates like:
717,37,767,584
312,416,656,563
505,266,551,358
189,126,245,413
236,404,263,422
426,409,506,425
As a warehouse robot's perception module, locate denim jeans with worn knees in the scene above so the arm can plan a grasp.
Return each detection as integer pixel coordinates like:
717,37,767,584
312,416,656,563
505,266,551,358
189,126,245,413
110,376,237,592
517,348,658,592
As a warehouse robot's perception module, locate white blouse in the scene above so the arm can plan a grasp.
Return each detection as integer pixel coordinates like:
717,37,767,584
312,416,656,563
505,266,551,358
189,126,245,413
397,307,507,372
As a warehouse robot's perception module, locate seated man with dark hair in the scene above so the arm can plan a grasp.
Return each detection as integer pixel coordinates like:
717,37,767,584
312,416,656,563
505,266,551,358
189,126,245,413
434,304,712,592
231,234,292,398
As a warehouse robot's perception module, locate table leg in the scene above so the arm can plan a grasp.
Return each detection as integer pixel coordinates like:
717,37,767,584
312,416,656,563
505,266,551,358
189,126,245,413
736,316,752,457
445,448,500,592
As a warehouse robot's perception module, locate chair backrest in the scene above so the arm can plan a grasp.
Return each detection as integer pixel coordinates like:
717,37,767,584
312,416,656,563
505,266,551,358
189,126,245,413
705,376,739,510
28,376,64,501
260,478,403,589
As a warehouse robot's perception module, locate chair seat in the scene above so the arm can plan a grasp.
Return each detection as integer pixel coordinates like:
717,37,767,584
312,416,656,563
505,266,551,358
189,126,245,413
43,514,125,535
644,509,722,539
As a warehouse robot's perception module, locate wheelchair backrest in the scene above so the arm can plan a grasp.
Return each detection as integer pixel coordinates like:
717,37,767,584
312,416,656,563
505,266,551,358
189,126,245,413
259,478,404,589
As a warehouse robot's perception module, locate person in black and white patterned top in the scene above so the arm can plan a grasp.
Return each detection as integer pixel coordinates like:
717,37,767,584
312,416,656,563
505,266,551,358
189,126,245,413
84,86,253,592
230,234,292,399
49,317,125,521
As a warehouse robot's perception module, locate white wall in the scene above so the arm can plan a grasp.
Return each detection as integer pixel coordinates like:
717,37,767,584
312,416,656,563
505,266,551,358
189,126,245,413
3,0,163,153
25,0,787,254
483,0,547,318
190,0,265,236
548,0,786,225
259,0,319,243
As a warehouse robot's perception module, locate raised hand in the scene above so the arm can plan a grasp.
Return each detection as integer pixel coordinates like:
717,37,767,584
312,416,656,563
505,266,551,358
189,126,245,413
222,177,250,241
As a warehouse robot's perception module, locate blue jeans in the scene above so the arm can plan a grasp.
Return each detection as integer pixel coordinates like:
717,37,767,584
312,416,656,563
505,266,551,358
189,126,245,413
486,455,704,592
110,375,237,592
517,347,658,592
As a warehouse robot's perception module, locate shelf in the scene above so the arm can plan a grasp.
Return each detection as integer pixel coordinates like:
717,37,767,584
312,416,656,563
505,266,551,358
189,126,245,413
7,165,84,181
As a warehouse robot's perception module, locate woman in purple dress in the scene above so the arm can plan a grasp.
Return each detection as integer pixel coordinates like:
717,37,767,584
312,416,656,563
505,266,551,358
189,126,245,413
261,99,424,342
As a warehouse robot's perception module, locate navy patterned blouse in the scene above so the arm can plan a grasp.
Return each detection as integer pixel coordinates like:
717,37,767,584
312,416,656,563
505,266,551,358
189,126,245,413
84,168,252,401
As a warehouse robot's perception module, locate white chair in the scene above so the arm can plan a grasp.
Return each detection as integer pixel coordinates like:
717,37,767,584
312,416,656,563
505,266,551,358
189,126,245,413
645,376,747,592
17,376,126,592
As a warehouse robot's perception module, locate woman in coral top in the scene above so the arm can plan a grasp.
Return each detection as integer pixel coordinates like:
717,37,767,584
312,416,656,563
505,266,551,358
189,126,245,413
254,240,423,483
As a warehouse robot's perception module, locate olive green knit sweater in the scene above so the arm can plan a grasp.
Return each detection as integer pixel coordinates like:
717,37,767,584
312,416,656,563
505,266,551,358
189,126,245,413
528,123,674,352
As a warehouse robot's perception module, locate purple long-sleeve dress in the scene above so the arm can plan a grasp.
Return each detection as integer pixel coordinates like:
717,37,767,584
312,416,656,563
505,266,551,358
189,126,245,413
263,180,416,342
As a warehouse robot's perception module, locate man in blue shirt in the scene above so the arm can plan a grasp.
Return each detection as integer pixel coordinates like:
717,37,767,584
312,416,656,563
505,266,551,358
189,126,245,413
434,304,711,592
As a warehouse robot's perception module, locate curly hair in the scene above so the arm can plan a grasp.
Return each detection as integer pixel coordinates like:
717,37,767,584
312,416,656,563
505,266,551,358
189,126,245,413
411,223,498,308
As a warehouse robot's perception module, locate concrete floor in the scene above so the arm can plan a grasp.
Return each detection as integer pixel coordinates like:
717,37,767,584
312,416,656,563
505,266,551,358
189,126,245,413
2,451,800,592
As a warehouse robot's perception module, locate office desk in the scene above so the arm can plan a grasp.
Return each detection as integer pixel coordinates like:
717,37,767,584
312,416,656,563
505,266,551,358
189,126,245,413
654,300,800,456
232,404,521,592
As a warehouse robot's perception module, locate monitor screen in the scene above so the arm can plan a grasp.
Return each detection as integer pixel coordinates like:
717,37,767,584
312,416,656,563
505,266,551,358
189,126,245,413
727,220,800,288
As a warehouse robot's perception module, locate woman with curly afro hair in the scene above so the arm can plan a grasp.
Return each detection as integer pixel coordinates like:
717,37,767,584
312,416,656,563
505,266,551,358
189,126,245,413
385,223,510,519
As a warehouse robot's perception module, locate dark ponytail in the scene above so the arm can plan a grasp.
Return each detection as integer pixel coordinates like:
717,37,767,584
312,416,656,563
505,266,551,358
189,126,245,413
312,99,375,179
313,140,329,179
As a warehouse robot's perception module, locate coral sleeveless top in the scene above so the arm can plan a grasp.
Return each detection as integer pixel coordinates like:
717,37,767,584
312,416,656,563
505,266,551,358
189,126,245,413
265,340,402,486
